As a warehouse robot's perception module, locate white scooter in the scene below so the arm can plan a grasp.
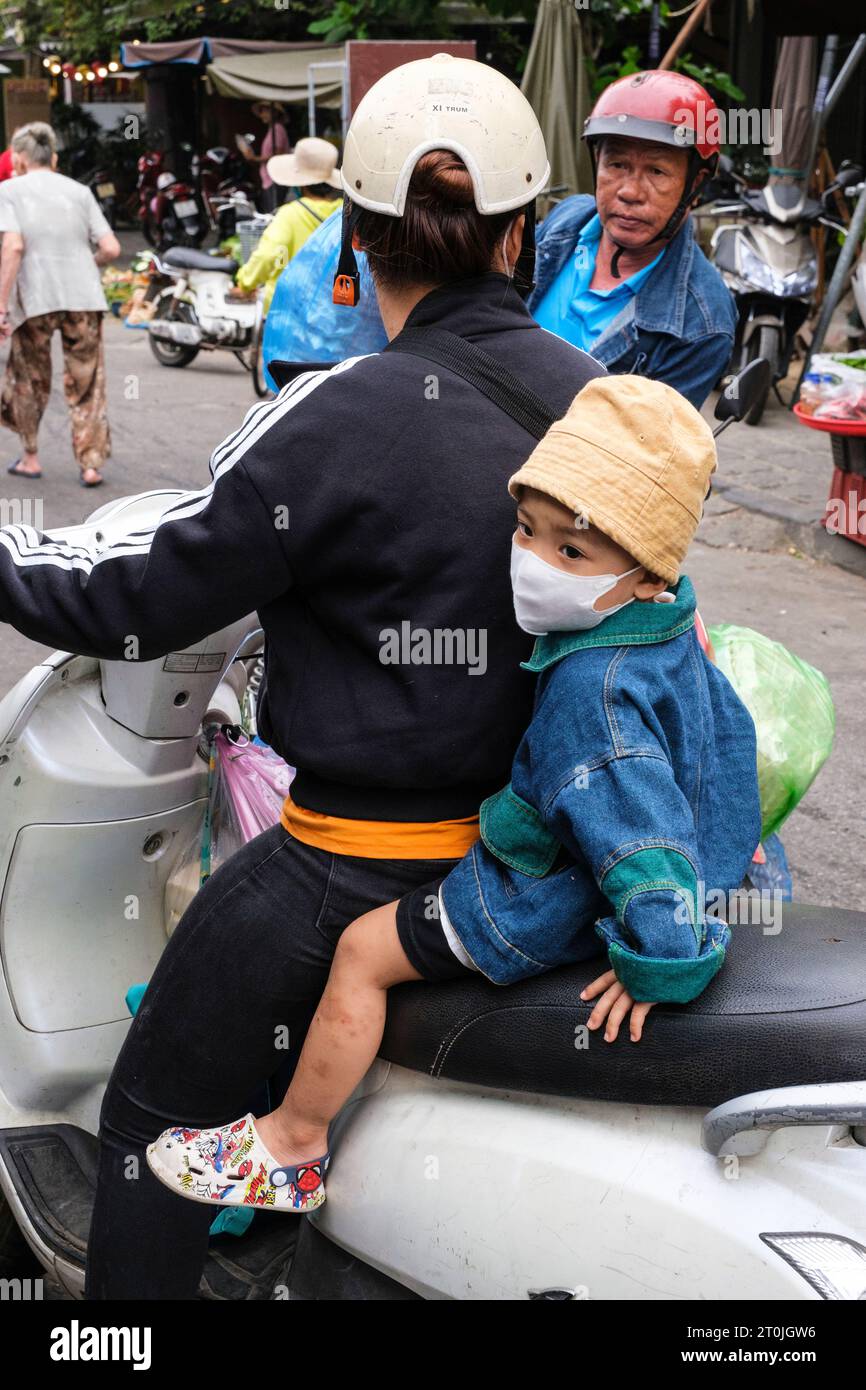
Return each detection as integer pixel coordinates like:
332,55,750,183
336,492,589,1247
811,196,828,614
709,160,861,424
0,363,864,1302
142,211,270,399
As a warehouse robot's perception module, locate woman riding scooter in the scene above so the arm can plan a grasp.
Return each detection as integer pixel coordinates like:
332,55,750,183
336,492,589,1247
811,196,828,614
234,137,343,313
0,54,604,1298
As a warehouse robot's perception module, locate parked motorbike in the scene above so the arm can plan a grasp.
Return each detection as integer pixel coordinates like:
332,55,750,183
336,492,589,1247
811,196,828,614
135,149,206,252
1,359,864,1303
709,158,862,423
192,141,259,239
141,229,268,397
65,143,119,231
79,166,118,230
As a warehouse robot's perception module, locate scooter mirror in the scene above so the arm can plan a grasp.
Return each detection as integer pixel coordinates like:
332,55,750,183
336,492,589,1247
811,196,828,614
823,165,864,206
713,358,771,432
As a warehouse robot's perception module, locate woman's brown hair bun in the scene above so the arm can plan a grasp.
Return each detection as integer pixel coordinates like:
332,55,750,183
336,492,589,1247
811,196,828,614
353,149,527,291
410,151,476,208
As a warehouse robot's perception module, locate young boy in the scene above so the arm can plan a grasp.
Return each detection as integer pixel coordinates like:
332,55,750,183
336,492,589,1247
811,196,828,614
147,376,761,1213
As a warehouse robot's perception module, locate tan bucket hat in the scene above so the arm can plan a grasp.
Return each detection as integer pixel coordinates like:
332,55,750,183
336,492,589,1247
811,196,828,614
267,136,342,189
508,376,717,584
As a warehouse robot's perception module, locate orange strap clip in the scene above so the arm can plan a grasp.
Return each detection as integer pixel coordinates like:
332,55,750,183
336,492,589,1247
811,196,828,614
333,272,360,307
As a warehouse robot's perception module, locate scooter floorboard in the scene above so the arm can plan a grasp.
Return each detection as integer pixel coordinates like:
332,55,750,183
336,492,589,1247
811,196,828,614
0,1124,299,1300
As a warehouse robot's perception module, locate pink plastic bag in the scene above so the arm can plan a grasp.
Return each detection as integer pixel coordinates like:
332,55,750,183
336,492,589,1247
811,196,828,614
201,729,294,879
215,728,294,840
165,728,295,934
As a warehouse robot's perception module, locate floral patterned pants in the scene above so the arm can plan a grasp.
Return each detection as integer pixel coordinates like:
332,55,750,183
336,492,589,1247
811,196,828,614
1,309,111,470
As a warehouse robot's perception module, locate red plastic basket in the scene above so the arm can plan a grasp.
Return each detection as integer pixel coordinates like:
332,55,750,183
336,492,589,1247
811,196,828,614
793,403,866,436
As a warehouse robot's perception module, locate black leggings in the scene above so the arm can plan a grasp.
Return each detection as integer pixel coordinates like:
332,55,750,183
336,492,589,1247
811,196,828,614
84,822,459,1300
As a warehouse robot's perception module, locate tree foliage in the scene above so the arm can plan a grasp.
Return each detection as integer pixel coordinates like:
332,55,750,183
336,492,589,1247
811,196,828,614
586,2,745,104
7,0,743,108
307,1,451,46
4,0,320,62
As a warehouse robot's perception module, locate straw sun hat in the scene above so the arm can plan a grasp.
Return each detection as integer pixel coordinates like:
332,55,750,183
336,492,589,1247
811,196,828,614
267,136,341,190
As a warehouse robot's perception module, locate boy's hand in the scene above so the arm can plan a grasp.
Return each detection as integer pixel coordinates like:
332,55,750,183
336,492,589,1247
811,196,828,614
580,969,656,1042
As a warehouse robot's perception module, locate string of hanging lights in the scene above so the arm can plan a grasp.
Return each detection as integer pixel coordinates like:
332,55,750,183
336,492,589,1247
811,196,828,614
41,54,122,85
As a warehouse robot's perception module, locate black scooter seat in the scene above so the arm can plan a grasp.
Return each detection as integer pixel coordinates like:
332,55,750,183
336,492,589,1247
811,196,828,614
380,903,866,1108
162,246,238,275
743,187,824,223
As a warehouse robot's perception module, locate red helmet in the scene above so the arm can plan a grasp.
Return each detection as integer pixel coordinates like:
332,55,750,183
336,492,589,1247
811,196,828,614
582,70,721,167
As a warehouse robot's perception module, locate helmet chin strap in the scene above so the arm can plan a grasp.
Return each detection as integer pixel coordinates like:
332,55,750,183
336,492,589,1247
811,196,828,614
608,227,666,279
512,200,537,299
333,200,363,306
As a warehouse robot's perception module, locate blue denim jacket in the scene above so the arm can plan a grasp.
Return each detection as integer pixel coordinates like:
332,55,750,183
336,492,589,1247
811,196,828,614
530,196,737,409
439,579,761,1001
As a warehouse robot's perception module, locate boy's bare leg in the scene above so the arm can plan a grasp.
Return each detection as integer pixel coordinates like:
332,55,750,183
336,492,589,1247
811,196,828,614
255,899,420,1165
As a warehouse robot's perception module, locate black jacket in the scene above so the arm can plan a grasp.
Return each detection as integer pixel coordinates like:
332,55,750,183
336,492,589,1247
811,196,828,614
0,273,603,820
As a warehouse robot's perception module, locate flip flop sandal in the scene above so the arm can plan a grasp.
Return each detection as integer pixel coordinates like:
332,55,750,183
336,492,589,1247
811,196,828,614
79,471,104,488
6,458,42,479
146,1112,330,1213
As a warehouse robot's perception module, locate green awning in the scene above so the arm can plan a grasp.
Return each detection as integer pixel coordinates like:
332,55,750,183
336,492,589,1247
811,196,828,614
205,47,345,107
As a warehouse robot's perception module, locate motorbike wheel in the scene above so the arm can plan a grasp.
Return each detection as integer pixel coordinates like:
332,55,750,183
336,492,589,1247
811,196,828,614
248,313,271,398
148,300,200,369
744,325,779,426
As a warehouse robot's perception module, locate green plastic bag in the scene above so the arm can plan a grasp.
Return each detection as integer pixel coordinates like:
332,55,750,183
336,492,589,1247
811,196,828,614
708,624,835,840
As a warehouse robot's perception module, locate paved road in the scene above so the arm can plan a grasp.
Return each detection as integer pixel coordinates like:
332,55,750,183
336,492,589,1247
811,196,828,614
0,309,258,678
0,309,863,910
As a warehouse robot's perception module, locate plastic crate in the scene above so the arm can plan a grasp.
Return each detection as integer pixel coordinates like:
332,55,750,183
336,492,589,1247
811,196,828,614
830,433,866,478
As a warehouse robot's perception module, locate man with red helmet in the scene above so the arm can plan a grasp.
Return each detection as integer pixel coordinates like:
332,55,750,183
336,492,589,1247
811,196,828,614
530,70,736,408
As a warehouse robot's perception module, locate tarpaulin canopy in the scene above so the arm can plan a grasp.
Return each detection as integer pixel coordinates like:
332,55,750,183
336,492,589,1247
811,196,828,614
521,0,593,200
121,38,310,67
206,47,345,106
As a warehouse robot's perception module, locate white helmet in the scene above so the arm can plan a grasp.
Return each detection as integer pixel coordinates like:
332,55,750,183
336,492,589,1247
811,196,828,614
341,53,549,217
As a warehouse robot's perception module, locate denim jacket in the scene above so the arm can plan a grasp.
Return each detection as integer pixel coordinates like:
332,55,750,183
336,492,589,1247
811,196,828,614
529,196,737,409
439,579,761,1001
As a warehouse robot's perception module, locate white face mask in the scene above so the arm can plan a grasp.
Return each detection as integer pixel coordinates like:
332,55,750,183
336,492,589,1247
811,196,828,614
510,539,641,635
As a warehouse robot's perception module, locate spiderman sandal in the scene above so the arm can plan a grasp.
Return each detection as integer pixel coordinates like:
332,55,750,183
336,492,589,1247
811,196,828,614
146,1113,329,1213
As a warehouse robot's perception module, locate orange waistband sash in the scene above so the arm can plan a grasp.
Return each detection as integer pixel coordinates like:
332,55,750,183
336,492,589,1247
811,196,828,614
280,791,481,860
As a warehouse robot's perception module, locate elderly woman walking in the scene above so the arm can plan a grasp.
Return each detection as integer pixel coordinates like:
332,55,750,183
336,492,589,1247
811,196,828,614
0,122,120,486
